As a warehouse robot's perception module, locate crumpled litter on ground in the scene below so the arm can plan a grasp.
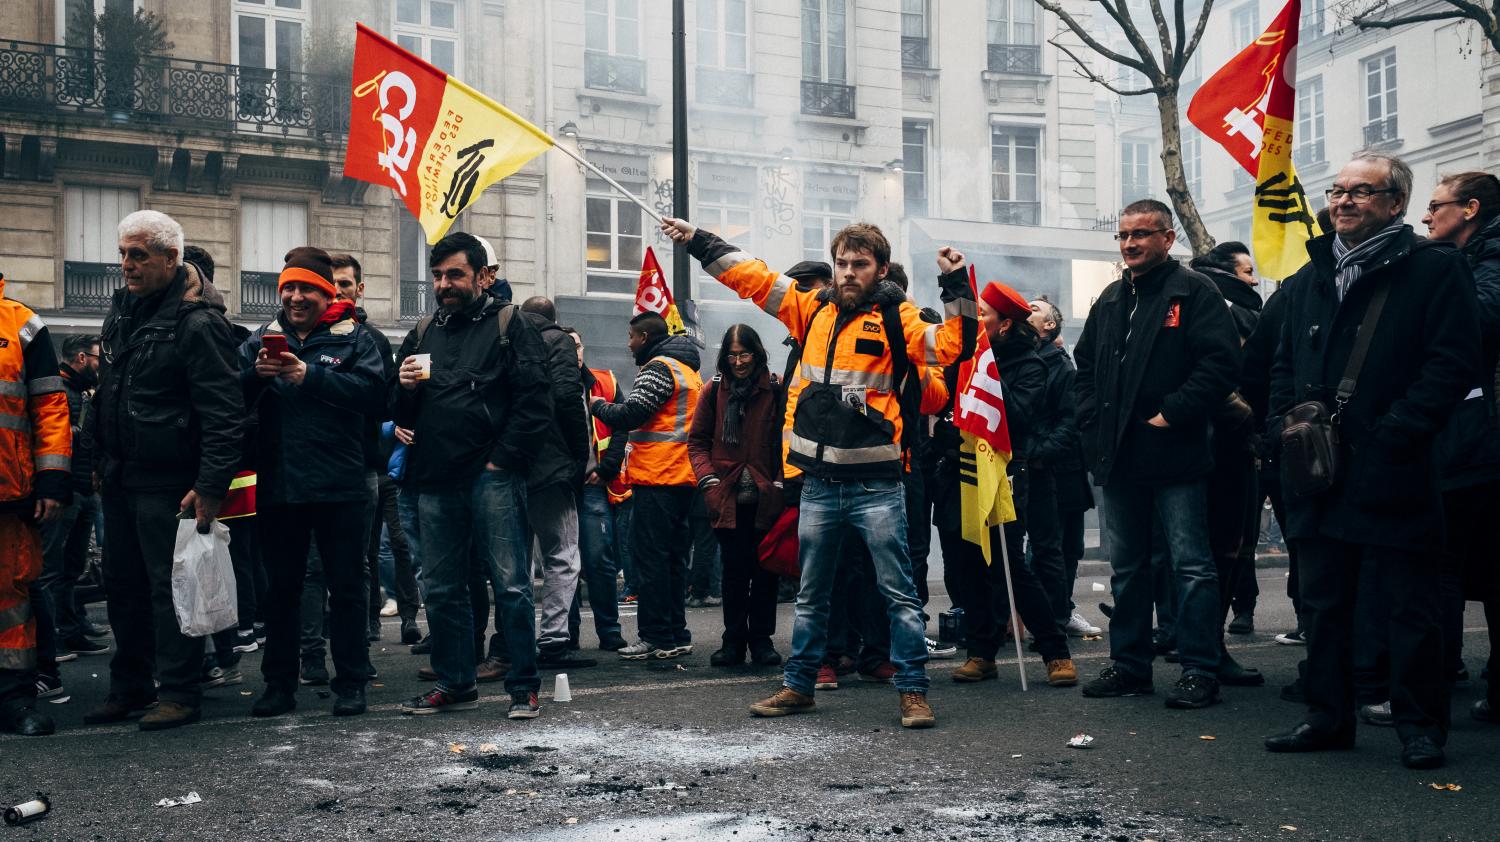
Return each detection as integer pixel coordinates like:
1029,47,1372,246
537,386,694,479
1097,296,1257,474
154,792,202,808
1429,783,1462,791
1067,733,1094,749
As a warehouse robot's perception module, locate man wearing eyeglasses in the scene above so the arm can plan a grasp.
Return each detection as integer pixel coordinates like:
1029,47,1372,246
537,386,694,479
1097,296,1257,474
1073,199,1241,711
1264,153,1482,770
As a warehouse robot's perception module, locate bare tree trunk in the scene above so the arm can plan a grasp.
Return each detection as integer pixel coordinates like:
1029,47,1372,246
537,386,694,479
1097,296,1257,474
1155,89,1214,256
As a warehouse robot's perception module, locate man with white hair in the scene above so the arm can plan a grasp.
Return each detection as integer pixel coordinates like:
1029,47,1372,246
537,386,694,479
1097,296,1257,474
84,209,244,732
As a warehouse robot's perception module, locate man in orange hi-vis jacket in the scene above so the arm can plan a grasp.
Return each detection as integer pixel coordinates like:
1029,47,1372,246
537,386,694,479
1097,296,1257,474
0,272,73,737
661,217,976,730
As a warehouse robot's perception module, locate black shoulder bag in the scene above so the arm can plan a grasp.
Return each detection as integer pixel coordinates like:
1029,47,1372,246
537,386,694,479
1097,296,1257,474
1280,278,1390,499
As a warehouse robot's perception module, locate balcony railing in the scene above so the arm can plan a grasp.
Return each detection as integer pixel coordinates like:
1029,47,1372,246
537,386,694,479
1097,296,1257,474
695,66,752,108
1363,117,1398,146
240,271,280,319
0,39,349,139
400,279,432,323
901,36,931,70
987,43,1042,74
1293,141,1325,168
63,261,119,312
992,201,1040,226
584,51,645,95
800,79,855,118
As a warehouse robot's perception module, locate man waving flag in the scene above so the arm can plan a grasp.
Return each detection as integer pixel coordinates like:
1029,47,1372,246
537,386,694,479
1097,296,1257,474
955,266,1016,566
1187,0,1317,280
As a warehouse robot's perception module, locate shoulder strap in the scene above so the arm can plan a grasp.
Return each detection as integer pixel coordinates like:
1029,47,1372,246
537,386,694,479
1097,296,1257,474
881,302,920,449
1336,277,1391,403
413,315,434,350
495,303,515,348
779,299,831,419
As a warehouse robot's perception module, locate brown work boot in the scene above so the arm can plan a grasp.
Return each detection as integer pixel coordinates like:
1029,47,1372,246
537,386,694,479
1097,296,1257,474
138,701,201,731
952,657,998,683
476,656,510,682
899,692,935,728
748,687,815,717
83,694,156,725
1047,658,1079,687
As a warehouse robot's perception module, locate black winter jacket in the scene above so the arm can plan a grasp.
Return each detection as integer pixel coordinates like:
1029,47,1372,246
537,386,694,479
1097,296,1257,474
1434,216,1500,490
1270,227,1482,550
1074,259,1241,487
93,263,243,499
523,312,591,491
1202,267,1264,342
240,309,388,505
991,335,1047,463
393,295,553,491
59,362,95,495
1031,341,1080,470
354,307,395,473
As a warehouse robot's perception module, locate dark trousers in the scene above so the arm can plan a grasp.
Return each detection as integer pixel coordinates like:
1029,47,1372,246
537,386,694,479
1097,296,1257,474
631,485,694,648
572,483,623,644
906,467,932,611
688,491,721,599
1296,537,1448,744
35,492,97,672
1025,468,1069,628
948,469,1070,664
715,505,779,649
1060,507,1086,616
1446,483,1498,684
262,501,371,694
1206,447,1257,628
208,517,259,669
102,488,203,706
301,473,379,660
1264,478,1302,621
369,473,419,620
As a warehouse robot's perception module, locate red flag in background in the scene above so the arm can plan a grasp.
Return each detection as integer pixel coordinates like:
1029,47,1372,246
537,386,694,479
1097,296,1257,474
633,247,686,335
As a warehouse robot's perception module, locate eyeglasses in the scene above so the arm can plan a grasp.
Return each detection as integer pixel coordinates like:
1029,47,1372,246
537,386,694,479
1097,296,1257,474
1426,200,1465,214
1114,228,1169,242
726,352,756,363
1325,186,1399,204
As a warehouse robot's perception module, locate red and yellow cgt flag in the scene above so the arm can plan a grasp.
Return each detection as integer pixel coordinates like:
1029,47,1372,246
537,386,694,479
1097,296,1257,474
633,247,687,336
1187,0,1316,280
954,266,1016,566
344,24,553,244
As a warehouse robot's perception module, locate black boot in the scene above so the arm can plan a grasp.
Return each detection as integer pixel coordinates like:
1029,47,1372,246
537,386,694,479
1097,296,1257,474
1217,650,1265,687
0,700,54,736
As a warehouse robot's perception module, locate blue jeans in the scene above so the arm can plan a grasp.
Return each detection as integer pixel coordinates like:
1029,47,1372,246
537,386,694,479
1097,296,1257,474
417,469,537,695
397,484,425,599
1100,481,1220,679
573,484,622,642
785,476,928,695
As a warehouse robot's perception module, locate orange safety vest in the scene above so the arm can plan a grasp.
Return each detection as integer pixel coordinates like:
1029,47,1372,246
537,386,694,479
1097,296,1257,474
588,368,631,504
624,356,702,487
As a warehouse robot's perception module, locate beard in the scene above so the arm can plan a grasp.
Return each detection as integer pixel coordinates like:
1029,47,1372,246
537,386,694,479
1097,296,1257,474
437,287,478,313
836,282,868,310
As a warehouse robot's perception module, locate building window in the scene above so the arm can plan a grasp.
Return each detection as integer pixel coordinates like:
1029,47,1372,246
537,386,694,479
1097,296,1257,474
903,120,930,217
1296,75,1325,166
58,0,139,45
233,0,307,120
695,164,755,300
1363,50,1398,144
63,185,138,312
696,0,752,106
585,153,649,295
1183,130,1200,199
901,0,931,70
1302,0,1326,38
393,0,460,73
987,0,1040,72
585,0,645,94
240,197,308,318
992,125,1040,225
802,172,858,262
1120,141,1151,204
802,0,848,84
1231,3,1259,45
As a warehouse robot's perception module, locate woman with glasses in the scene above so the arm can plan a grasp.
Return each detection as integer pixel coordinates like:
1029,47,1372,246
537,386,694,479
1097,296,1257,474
1422,171,1500,726
688,325,786,667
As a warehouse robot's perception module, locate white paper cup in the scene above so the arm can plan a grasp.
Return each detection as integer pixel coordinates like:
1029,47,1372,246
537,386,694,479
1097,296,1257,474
412,353,432,380
554,673,571,703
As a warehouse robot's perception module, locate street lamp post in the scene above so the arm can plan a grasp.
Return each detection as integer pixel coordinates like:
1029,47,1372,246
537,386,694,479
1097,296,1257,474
671,0,691,316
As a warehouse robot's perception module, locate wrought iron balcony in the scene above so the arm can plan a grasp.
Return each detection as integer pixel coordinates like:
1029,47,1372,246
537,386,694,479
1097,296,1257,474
987,43,1042,74
584,51,646,95
240,271,280,319
0,39,349,139
992,201,1040,226
1363,117,1398,146
695,66,752,108
62,261,119,312
400,279,432,323
800,79,855,119
901,36,931,70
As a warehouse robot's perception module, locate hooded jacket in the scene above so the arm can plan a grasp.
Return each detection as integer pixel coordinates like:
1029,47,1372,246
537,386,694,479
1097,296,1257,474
393,293,554,491
93,262,243,498
1200,266,1264,342
523,311,591,491
240,306,388,505
1074,258,1241,487
1270,226,1482,550
1434,215,1500,490
59,361,96,495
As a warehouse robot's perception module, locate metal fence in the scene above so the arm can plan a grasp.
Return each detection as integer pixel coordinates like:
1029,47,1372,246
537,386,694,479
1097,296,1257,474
584,51,646,95
240,271,280,319
800,79,855,119
987,43,1042,74
62,261,119,312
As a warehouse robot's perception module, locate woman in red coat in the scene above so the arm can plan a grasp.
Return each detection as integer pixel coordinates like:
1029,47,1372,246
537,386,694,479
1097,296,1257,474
688,325,785,667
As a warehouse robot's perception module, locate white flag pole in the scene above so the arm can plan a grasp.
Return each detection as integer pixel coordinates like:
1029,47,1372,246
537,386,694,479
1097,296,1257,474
551,141,665,224
995,507,1029,692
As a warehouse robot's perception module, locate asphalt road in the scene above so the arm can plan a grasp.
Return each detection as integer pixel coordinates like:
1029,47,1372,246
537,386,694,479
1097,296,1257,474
4,565,1498,842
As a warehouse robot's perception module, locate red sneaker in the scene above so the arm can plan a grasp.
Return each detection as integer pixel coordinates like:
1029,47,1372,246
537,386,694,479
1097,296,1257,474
858,661,898,683
815,664,839,690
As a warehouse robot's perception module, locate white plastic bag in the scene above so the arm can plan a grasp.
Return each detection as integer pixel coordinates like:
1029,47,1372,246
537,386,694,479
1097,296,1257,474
171,518,238,637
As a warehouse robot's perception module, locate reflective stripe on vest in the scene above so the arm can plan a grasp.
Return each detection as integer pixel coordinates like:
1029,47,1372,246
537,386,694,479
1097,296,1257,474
625,356,701,486
0,599,35,670
797,362,893,392
0,380,24,399
787,430,902,466
628,358,694,445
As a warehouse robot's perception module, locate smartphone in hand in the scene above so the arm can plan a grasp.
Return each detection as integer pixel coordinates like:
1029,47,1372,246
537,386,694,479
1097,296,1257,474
261,334,289,359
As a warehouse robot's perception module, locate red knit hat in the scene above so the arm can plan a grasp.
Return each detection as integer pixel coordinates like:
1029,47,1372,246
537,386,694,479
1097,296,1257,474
980,281,1032,322
279,246,337,299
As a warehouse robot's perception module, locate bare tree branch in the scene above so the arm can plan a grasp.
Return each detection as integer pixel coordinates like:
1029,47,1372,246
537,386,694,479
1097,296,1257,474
1049,36,1163,96
1352,8,1473,27
1146,0,1178,73
1034,0,1152,72
1095,0,1166,79
1181,0,1217,69
1172,0,1188,73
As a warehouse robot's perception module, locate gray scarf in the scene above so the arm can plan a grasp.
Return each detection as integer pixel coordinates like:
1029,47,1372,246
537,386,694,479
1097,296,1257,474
1331,221,1406,301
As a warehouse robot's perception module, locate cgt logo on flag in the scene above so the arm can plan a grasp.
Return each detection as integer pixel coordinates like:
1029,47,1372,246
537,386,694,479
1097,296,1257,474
634,246,687,336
